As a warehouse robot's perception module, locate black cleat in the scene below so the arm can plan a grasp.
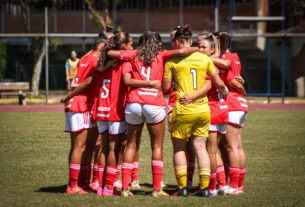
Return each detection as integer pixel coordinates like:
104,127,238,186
172,188,188,197
191,187,209,197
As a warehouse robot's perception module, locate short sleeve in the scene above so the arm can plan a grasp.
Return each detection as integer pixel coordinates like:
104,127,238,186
163,61,173,80
161,50,171,62
207,58,216,75
121,62,133,75
65,61,69,69
119,50,137,61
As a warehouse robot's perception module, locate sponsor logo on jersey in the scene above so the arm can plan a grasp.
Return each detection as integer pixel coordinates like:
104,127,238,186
97,113,110,118
220,105,228,109
98,107,111,111
238,97,247,103
80,63,88,67
241,103,248,108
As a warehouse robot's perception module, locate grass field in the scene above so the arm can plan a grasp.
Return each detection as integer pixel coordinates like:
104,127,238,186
1,110,305,207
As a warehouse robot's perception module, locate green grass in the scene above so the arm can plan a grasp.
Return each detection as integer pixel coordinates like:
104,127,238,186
0,110,305,207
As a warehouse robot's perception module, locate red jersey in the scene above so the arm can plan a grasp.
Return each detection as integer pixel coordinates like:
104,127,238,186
119,50,171,106
93,61,131,122
65,53,99,113
220,52,248,112
168,88,176,107
207,72,228,124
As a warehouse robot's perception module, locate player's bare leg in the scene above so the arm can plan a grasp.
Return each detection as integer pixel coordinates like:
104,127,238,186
237,127,246,193
113,134,127,189
207,132,218,195
146,120,168,196
186,140,195,190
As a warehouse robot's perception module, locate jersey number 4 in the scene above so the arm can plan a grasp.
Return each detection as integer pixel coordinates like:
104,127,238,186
141,66,151,81
190,68,197,90
101,79,110,99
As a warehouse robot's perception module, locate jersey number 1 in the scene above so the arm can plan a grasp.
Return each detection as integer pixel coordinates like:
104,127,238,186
101,79,110,99
190,68,197,90
141,66,151,81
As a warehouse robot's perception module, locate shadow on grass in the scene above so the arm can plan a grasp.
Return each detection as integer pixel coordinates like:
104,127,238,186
35,184,67,193
139,183,177,195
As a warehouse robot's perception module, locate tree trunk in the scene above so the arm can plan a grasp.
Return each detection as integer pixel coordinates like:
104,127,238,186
31,39,46,96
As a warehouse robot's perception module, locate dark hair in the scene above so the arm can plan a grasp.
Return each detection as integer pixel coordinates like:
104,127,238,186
202,35,215,49
174,24,192,43
92,37,107,51
138,33,147,46
96,32,131,71
218,31,231,55
136,31,162,66
98,25,119,40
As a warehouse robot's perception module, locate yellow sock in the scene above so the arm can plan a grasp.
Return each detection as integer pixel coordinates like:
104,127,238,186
199,168,211,190
174,165,187,190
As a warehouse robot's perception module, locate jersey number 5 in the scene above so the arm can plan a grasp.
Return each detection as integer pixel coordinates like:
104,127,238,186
101,79,110,99
141,66,151,81
190,68,197,90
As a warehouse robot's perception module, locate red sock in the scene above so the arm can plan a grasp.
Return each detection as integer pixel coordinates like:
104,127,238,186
131,161,139,182
152,160,163,192
104,166,117,190
187,162,195,183
122,162,133,190
224,163,230,184
92,163,99,182
114,164,121,182
228,166,240,189
78,164,90,186
98,165,105,187
209,171,217,191
238,168,245,188
69,162,80,188
216,165,227,187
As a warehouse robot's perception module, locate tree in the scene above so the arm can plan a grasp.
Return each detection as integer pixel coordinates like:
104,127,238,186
19,0,64,96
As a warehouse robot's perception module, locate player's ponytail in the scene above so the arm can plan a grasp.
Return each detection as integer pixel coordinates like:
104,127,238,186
136,30,162,66
96,32,131,71
218,31,231,56
174,24,192,44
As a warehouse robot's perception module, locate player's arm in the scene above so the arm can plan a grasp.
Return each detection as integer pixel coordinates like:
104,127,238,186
65,61,70,83
96,59,117,72
211,57,231,69
179,79,212,105
123,73,161,90
234,75,245,85
60,75,95,103
107,50,121,59
168,47,200,58
162,78,172,93
228,79,247,96
210,72,228,98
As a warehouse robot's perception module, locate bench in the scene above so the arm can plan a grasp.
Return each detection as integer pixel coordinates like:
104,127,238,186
0,82,30,105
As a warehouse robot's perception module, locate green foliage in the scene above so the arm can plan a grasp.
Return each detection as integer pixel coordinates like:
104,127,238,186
0,110,305,206
0,39,7,80
50,38,62,47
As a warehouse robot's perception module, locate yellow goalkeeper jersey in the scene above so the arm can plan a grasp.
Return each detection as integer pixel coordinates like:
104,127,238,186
164,51,216,114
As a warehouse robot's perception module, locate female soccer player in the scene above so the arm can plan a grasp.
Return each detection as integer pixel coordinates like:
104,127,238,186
163,25,228,197
216,32,248,194
103,30,200,197
64,37,106,194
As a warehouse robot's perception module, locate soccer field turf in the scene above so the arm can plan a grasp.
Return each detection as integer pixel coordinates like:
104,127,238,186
0,110,305,207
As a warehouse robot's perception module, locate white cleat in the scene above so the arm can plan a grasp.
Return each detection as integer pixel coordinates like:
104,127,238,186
131,180,141,189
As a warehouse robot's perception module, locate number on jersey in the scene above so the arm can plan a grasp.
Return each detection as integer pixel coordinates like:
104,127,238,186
190,68,197,90
101,79,110,99
141,66,151,81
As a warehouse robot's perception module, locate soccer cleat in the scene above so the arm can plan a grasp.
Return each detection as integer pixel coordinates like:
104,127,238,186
152,189,169,197
191,187,209,197
121,190,134,197
237,187,244,194
96,186,103,196
225,186,239,195
187,180,193,191
160,180,167,188
66,185,87,194
131,180,141,189
172,188,188,197
89,180,99,191
209,189,218,196
217,185,227,195
114,180,122,189
103,186,114,196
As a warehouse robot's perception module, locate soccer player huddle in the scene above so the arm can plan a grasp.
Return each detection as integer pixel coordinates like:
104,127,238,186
61,24,248,197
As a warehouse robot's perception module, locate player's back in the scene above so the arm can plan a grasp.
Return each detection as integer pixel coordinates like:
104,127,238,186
166,52,215,114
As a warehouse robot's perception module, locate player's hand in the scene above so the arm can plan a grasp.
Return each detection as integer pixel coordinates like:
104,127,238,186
60,95,70,104
70,83,79,89
179,94,194,105
150,80,162,90
235,76,245,85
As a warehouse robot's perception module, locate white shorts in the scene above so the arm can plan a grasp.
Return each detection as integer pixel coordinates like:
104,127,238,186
125,103,166,125
97,120,126,135
65,111,96,133
209,123,227,134
228,111,247,128
167,105,174,132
